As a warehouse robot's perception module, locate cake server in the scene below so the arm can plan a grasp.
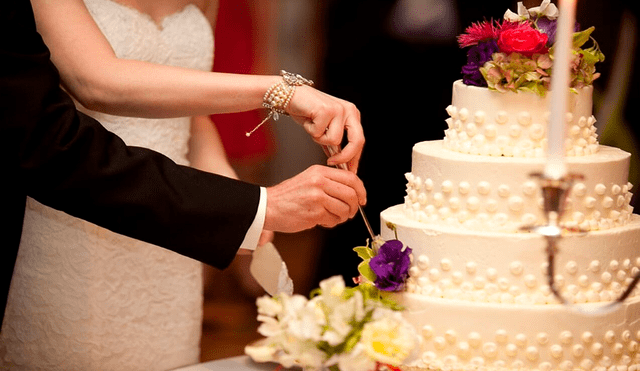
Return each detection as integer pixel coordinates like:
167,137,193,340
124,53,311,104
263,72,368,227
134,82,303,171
249,242,294,296
323,144,376,240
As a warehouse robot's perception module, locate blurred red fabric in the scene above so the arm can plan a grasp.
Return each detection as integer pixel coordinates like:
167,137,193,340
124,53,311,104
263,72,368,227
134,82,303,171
211,0,273,162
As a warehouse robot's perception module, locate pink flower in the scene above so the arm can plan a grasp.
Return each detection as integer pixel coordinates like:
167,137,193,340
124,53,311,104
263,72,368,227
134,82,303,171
498,23,549,57
457,20,499,48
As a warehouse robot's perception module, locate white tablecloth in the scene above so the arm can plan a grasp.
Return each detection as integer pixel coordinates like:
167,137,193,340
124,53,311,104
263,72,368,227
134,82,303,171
172,356,300,371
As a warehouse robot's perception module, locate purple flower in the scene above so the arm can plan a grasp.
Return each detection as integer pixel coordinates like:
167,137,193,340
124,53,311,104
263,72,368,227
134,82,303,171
461,40,498,87
536,17,579,46
369,240,412,292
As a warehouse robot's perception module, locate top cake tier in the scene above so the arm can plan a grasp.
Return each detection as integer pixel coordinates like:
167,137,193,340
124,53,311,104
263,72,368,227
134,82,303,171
443,80,596,157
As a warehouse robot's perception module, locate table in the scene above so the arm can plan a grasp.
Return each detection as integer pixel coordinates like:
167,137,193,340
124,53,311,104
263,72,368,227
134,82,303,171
172,355,301,371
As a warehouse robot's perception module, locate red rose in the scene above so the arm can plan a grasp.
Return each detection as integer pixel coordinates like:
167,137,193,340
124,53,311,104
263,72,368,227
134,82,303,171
498,25,549,58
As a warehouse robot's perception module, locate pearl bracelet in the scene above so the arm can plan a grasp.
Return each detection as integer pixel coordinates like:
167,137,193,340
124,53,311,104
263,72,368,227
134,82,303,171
246,70,314,137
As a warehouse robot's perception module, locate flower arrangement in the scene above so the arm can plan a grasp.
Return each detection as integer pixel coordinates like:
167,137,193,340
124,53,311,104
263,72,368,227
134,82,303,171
353,224,412,293
246,223,416,371
459,0,604,96
245,275,418,371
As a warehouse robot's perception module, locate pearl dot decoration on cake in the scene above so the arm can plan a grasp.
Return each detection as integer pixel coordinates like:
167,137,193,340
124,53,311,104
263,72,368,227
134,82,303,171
483,342,498,358
525,346,539,361
550,344,563,359
422,325,434,339
428,268,441,282
440,259,453,271
477,181,491,195
515,334,528,348
404,166,633,231
591,342,604,356
466,197,480,211
565,261,578,275
509,261,524,276
412,325,640,371
497,185,510,198
610,259,620,271
458,181,471,195
443,83,599,158
417,255,430,270
559,331,573,345
468,332,482,348
505,343,518,357
536,332,550,345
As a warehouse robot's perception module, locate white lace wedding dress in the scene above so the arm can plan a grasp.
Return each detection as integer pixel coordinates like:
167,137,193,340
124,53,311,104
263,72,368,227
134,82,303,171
1,1,213,369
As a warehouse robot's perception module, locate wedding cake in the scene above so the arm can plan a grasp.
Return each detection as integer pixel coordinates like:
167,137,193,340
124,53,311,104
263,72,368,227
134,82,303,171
378,2,640,370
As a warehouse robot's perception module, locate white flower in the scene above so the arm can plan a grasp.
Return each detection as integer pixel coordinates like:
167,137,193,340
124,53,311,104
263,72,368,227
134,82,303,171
327,344,377,371
244,342,279,363
256,295,282,317
504,0,558,22
256,315,281,337
319,275,346,297
283,298,325,342
359,308,417,365
528,0,558,20
278,338,326,369
504,2,529,21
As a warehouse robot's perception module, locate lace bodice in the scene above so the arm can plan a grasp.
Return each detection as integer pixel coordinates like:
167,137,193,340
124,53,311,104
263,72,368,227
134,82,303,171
79,0,214,164
1,1,214,370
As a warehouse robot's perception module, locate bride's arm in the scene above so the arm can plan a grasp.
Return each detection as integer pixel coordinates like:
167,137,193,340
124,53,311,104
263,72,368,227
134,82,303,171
30,0,364,171
30,0,274,119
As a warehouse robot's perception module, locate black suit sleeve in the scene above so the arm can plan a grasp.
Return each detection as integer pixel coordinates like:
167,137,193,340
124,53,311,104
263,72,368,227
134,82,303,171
1,0,261,270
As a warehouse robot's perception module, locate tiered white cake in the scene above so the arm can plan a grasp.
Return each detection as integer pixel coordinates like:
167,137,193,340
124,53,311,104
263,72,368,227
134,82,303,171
380,80,640,371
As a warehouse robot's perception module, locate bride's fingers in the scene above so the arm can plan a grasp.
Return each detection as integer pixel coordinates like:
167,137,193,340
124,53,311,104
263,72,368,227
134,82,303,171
302,118,328,139
336,115,364,172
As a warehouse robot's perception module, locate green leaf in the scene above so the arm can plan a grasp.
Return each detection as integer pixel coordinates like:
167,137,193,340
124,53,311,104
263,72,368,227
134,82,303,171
358,260,377,283
342,333,361,354
309,287,322,299
549,27,595,57
353,246,374,260
572,27,595,49
579,42,605,65
378,291,405,311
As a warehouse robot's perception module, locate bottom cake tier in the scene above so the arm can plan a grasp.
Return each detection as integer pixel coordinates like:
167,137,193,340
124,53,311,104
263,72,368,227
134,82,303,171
381,205,640,371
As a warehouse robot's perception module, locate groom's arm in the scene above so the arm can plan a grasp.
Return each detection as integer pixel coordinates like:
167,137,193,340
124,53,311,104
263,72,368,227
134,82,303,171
1,0,261,269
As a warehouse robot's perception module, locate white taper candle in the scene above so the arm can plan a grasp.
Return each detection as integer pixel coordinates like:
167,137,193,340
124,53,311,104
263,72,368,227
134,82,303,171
545,0,576,179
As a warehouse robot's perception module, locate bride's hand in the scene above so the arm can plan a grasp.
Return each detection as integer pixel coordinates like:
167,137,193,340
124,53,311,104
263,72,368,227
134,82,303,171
286,85,364,173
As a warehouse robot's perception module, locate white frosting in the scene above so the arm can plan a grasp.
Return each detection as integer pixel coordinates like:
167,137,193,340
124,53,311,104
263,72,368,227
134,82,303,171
381,207,640,370
382,206,640,305
404,141,633,232
392,292,640,371
444,80,597,157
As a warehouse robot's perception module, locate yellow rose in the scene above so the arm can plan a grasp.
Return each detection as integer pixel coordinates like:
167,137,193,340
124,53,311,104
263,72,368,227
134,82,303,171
359,309,416,365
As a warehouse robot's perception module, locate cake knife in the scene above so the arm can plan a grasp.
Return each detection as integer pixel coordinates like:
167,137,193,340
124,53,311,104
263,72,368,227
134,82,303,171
249,242,294,296
323,144,376,240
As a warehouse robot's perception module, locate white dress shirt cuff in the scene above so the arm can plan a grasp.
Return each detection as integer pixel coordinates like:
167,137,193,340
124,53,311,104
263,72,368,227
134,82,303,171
238,186,267,251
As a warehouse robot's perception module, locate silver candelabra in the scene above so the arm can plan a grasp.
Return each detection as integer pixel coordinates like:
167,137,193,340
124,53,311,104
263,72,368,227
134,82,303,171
525,172,640,314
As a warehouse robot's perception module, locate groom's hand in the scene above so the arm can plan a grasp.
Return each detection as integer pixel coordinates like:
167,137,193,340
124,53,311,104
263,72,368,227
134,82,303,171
264,165,366,233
